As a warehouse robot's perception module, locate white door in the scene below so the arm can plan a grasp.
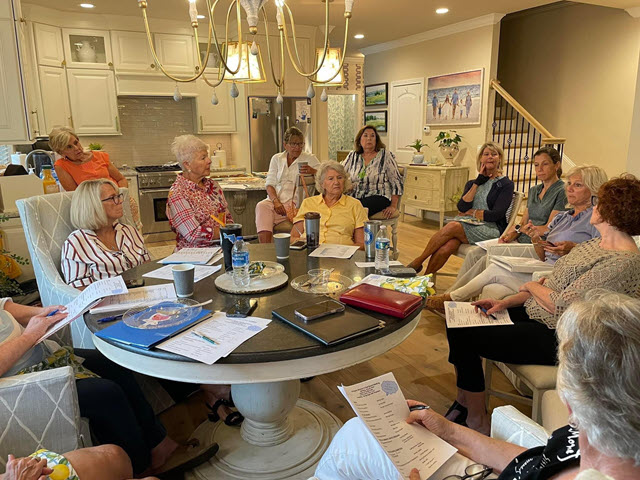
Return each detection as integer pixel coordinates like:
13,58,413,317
389,79,424,165
154,33,195,75
33,23,64,67
67,69,119,135
111,30,155,73
196,79,237,133
38,65,71,134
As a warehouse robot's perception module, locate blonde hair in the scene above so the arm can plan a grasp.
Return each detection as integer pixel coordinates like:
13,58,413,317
476,142,504,171
315,161,352,195
171,135,208,168
48,126,79,155
564,165,608,196
71,179,119,230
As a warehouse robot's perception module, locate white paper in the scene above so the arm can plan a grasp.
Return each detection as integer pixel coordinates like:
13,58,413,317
355,261,402,268
338,372,457,479
157,312,271,364
490,256,550,273
89,283,178,314
143,265,222,283
39,276,128,343
444,301,513,328
207,252,223,265
160,247,221,265
309,244,359,259
475,238,500,250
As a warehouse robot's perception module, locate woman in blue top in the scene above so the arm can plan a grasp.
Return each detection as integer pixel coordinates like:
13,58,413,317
409,142,514,275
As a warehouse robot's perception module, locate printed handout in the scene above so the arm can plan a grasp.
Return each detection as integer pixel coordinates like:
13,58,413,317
444,301,513,328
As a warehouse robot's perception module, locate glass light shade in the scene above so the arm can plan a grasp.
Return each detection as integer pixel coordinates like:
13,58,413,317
219,41,266,83
313,47,343,86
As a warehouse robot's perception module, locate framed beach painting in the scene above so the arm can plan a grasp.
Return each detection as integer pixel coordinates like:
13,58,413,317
426,69,483,126
365,83,388,106
364,110,387,132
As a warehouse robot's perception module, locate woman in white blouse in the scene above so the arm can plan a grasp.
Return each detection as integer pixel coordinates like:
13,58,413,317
62,179,150,288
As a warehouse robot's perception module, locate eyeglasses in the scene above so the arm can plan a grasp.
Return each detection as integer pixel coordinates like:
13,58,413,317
287,142,304,148
101,193,124,205
591,195,599,206
442,464,492,480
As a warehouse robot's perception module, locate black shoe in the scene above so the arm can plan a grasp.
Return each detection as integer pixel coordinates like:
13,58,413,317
206,398,244,426
445,400,468,426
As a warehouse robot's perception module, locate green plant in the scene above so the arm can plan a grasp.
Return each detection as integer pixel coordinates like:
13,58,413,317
434,130,463,148
406,139,430,153
88,142,103,150
0,214,29,297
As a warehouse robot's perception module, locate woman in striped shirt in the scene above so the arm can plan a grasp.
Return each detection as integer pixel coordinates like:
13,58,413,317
62,179,150,288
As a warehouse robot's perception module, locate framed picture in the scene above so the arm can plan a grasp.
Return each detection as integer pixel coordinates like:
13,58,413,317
364,110,387,132
365,82,388,106
426,68,483,126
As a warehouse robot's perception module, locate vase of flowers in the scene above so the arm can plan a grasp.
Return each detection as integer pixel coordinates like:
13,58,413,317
435,130,463,166
406,139,430,164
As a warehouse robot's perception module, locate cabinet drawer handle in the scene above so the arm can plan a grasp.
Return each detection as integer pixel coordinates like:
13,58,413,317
150,63,156,69
200,115,203,130
115,116,120,132
414,195,417,199
414,176,418,181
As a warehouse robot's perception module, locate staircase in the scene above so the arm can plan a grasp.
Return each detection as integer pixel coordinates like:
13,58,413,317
489,79,565,195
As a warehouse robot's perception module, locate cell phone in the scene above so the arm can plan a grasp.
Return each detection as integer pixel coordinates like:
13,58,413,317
295,300,345,322
125,278,145,288
388,266,417,278
291,240,307,250
227,298,258,318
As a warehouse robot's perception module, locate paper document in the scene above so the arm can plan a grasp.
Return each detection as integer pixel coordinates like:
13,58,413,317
475,238,500,250
207,252,223,265
355,261,402,268
157,312,271,364
160,247,221,265
309,244,359,259
89,284,178,314
445,301,513,328
339,372,457,479
143,265,222,283
39,276,128,343
490,255,550,273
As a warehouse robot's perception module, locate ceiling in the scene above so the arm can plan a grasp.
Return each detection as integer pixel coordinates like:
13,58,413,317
22,0,640,54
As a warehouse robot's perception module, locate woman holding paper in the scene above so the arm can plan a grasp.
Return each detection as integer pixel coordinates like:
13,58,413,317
62,179,150,289
445,175,640,434
166,135,233,250
314,291,640,480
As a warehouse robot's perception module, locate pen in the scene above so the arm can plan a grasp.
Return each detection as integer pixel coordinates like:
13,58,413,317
97,314,123,324
46,309,59,317
191,330,219,345
409,405,431,412
479,307,498,320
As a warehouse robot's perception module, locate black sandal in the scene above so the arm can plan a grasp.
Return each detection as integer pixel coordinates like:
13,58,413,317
445,401,468,426
207,398,244,426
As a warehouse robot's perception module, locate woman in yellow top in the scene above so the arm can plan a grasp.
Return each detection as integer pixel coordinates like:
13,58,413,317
291,161,368,247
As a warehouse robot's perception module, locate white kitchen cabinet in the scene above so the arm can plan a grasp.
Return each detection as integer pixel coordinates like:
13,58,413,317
154,33,196,75
62,28,113,70
38,65,71,134
196,79,236,133
111,30,155,73
67,69,120,135
33,23,64,67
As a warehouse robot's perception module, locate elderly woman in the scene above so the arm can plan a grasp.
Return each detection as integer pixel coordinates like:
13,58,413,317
427,165,607,310
291,161,368,247
341,126,403,218
409,142,514,275
167,135,233,250
256,127,320,243
499,146,567,244
313,290,640,480
446,174,640,433
62,179,149,288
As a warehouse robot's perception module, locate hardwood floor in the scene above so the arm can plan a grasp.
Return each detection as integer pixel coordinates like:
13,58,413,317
151,215,530,441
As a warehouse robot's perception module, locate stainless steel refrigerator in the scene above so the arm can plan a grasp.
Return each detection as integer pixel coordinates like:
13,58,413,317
248,96,313,173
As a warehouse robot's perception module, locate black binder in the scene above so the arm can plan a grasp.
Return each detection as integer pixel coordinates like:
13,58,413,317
272,299,383,346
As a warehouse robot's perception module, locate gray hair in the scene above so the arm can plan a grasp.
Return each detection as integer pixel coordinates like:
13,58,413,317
70,179,119,230
171,134,208,168
556,290,640,464
48,126,79,155
565,165,608,196
283,127,304,144
315,161,352,195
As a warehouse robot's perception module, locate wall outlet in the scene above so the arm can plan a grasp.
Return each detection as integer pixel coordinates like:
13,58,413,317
423,126,430,134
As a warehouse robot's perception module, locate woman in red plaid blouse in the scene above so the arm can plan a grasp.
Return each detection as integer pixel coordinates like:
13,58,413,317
167,135,233,250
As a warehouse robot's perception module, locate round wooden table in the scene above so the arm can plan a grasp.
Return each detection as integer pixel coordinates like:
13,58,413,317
86,245,422,480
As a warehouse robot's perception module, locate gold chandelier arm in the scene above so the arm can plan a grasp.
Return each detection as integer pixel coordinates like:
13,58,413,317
312,16,349,84
279,28,286,93
281,2,329,78
261,7,284,89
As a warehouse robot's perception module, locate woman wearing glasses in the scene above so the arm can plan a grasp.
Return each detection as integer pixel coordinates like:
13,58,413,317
61,179,149,288
256,127,320,243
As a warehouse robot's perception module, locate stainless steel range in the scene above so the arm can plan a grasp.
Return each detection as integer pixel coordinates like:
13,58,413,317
136,164,181,240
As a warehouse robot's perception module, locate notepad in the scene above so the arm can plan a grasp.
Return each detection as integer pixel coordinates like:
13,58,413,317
490,255,551,273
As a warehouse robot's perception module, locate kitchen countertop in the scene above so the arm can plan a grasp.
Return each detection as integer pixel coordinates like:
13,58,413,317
217,177,266,191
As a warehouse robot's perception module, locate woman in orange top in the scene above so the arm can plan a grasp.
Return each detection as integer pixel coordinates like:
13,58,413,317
49,126,128,191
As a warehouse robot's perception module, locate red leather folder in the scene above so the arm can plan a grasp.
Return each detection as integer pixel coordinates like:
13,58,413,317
339,284,423,318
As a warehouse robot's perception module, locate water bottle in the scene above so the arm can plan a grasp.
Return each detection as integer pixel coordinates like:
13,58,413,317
231,236,250,287
375,225,391,274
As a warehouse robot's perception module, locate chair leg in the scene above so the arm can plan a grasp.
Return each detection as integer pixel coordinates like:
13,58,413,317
484,359,494,411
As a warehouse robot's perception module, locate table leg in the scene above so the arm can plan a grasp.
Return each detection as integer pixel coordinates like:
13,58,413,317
188,380,342,480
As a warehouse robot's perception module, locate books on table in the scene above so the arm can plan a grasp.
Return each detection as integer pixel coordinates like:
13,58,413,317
490,255,551,273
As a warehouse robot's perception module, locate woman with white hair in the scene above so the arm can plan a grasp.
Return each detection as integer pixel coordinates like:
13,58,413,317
291,161,368,247
313,290,640,480
167,135,233,250
62,179,149,288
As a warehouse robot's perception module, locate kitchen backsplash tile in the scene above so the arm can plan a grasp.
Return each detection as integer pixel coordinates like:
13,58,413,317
79,96,233,167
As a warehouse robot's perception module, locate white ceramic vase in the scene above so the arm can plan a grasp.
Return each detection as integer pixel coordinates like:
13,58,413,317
412,153,425,164
76,40,97,63
439,144,460,166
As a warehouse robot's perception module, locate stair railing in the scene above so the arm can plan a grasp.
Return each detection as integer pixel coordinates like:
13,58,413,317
490,79,565,194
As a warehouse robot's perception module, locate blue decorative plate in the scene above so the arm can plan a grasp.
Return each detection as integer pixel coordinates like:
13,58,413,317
122,299,202,330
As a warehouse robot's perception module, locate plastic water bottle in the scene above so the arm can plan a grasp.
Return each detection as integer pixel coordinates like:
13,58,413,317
375,225,391,274
231,236,250,287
